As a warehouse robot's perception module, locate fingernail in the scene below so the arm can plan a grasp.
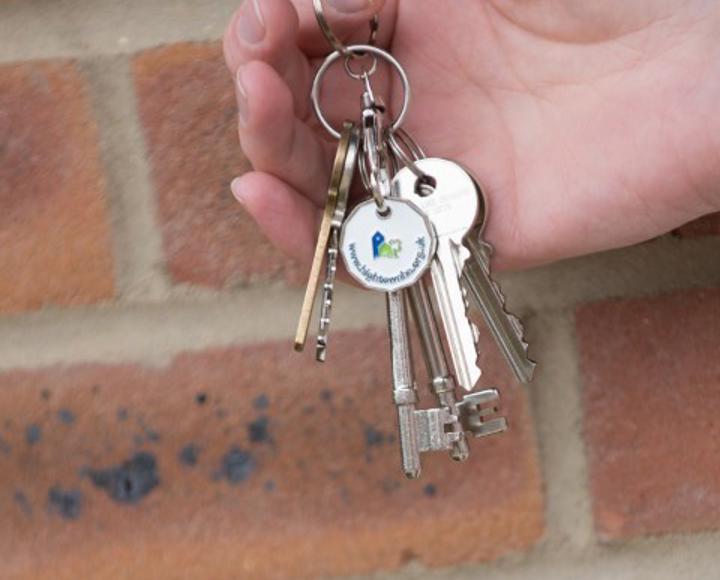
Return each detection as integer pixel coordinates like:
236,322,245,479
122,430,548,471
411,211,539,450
231,177,245,204
328,0,370,13
235,68,249,127
236,0,265,44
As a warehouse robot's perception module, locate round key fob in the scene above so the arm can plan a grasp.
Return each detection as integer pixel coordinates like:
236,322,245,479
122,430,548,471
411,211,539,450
340,198,436,292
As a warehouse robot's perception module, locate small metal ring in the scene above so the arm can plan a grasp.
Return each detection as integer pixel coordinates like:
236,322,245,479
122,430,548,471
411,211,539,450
311,44,411,139
313,0,379,59
387,129,425,175
343,53,378,80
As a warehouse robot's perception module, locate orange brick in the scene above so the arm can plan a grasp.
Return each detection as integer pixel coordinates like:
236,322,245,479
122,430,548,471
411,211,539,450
577,289,720,540
0,328,542,580
674,213,720,237
133,43,302,288
0,60,115,313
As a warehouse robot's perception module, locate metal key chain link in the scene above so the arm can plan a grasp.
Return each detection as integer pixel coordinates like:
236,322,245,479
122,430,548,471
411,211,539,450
312,0,379,59
311,44,411,140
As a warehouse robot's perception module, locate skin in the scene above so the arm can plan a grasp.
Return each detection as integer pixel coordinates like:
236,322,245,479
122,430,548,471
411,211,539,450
224,0,720,271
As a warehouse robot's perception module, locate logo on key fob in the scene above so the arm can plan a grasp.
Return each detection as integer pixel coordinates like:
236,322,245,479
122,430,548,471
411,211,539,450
340,198,436,292
372,231,402,259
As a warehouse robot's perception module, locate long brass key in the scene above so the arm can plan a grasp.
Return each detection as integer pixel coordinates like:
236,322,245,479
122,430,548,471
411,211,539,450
294,121,359,352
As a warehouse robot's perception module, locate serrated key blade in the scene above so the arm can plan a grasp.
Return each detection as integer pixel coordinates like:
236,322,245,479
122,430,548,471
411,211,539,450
463,236,536,383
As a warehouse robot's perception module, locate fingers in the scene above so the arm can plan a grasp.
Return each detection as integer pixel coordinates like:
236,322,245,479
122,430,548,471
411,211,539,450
294,0,397,56
231,172,317,263
224,0,312,117
236,60,331,205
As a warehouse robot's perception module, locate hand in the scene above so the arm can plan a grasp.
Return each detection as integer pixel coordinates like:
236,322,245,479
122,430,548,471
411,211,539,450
224,0,720,270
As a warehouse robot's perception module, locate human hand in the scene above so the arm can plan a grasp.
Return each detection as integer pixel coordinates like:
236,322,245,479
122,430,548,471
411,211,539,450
224,0,720,270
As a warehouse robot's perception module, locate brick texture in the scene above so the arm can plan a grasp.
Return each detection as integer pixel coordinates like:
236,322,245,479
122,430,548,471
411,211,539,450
0,60,115,314
577,289,720,540
133,42,302,288
674,213,720,238
0,328,542,580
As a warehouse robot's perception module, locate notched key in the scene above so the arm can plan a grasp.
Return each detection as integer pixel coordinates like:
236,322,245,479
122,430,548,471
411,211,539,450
458,389,508,438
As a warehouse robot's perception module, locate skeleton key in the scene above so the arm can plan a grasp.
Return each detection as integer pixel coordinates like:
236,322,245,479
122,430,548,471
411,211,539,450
407,279,469,461
315,123,360,362
294,122,359,353
393,158,482,391
387,289,422,478
339,88,436,478
463,235,536,383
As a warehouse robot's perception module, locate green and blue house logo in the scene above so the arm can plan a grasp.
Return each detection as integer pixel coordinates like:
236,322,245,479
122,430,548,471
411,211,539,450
372,231,402,259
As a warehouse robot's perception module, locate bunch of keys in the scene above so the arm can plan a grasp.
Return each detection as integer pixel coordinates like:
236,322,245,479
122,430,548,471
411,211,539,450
294,2,536,478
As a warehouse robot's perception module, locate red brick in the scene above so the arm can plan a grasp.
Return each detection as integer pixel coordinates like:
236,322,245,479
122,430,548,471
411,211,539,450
0,328,542,580
674,213,720,237
133,43,302,288
577,289,720,540
0,60,115,313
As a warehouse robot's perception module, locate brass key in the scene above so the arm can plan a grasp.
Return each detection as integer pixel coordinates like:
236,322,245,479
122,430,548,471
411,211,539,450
294,121,359,352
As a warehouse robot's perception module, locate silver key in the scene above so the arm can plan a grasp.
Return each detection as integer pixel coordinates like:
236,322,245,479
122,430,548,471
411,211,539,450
316,123,359,362
407,279,470,461
354,88,424,478
463,235,536,383
316,228,339,362
393,158,482,391
386,289,422,478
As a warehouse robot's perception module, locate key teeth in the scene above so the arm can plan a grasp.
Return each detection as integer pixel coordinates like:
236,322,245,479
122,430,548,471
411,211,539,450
471,241,533,361
414,408,463,453
458,389,508,439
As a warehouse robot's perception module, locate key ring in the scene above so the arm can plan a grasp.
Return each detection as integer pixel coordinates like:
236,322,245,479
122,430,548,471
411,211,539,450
312,0,379,59
311,44,411,140
387,128,437,195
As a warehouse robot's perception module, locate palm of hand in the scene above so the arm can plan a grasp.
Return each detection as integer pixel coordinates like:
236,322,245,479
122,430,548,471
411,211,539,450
226,0,720,270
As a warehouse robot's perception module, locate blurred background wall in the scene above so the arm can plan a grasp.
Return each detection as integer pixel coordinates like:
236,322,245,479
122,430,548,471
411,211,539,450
1,1,720,579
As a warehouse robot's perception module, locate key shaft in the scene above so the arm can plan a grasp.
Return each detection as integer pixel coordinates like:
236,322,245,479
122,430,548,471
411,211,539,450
430,241,481,391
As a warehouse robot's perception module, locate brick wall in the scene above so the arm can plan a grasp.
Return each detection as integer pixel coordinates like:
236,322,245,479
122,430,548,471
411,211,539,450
1,2,719,579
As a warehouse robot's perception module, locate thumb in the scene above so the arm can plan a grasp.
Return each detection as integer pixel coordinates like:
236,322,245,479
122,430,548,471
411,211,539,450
295,0,396,56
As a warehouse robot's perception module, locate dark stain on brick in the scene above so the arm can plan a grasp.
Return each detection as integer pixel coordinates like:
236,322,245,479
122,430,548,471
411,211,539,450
220,447,256,484
216,408,228,419
264,480,276,492
116,407,129,422
364,426,385,447
195,392,208,405
48,486,82,519
13,490,32,517
253,394,269,410
57,409,75,424
0,436,11,455
25,424,41,445
40,389,51,400
320,389,333,402
179,444,199,467
364,426,389,464
92,384,101,395
87,452,159,504
423,483,437,497
248,416,272,444
302,405,315,415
